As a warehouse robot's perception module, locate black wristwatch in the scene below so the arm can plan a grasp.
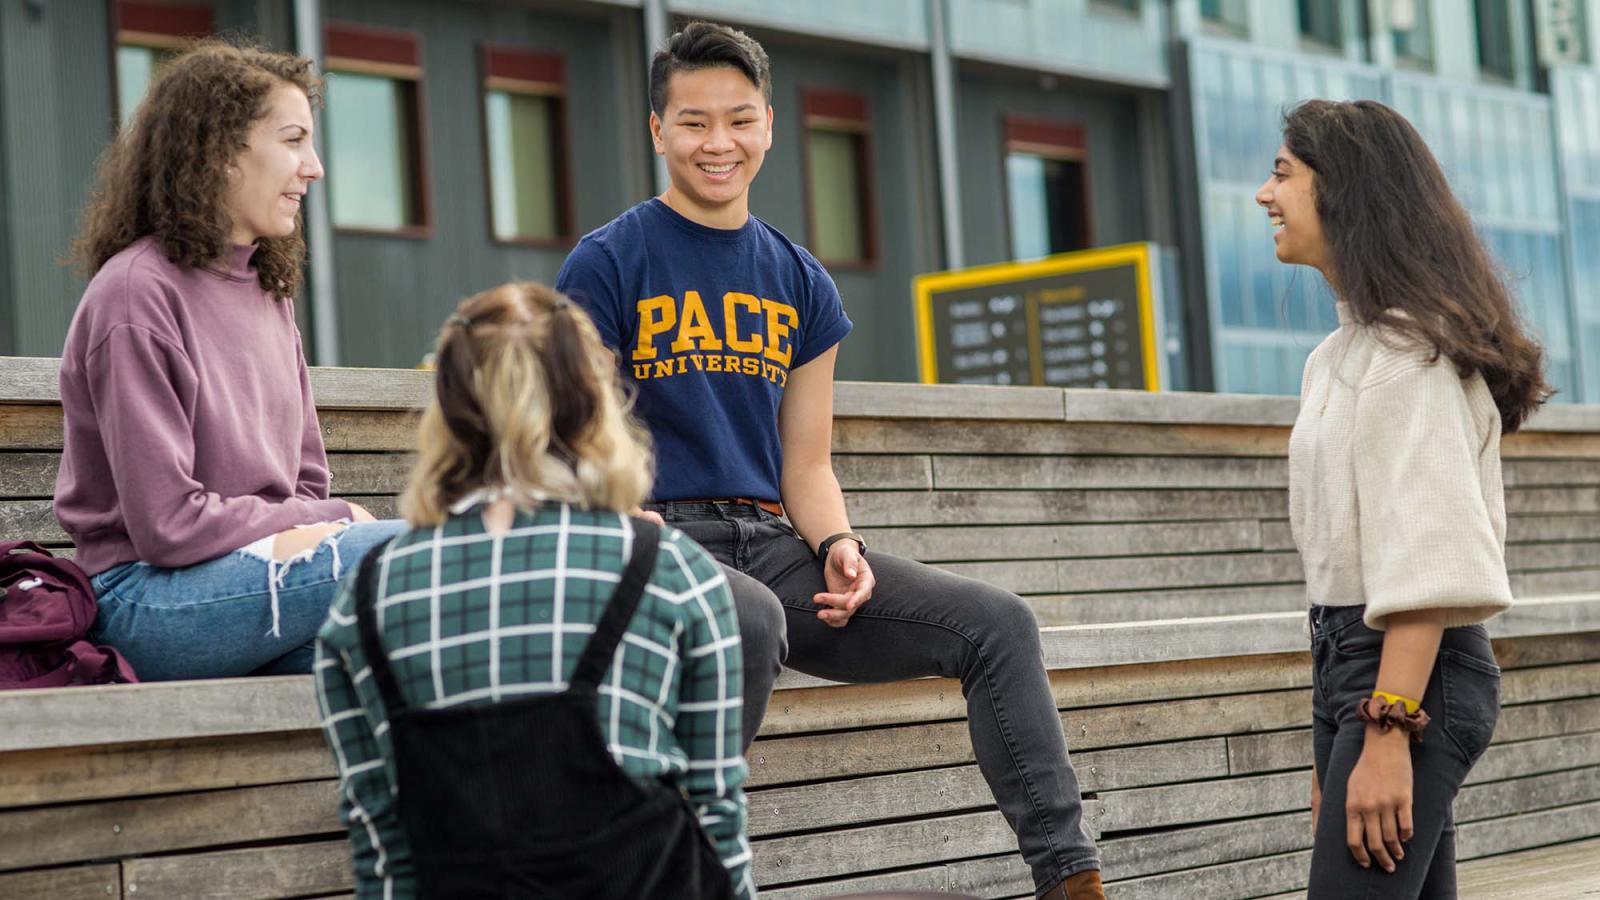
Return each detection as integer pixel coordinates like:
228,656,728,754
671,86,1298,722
818,532,867,560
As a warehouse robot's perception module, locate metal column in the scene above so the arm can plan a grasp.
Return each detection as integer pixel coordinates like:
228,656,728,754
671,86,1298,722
644,0,670,194
293,0,340,366
928,0,963,270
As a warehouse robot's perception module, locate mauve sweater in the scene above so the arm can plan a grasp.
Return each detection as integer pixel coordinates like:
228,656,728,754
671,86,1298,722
54,237,351,576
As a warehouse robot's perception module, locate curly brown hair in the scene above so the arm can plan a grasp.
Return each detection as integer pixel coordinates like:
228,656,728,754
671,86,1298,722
73,40,322,298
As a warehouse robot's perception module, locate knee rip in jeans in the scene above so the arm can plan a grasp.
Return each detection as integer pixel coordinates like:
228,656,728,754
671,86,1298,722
237,521,353,638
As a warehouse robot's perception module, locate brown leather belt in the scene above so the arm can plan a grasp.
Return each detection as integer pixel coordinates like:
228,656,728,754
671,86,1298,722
681,497,785,517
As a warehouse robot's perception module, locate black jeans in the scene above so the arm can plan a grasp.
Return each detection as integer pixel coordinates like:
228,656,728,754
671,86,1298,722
648,501,1101,894
1308,605,1502,899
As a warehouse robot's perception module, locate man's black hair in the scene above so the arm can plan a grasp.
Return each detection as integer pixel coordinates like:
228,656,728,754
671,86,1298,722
649,21,771,116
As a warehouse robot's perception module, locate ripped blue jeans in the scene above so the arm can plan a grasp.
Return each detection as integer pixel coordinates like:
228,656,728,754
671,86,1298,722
88,520,407,680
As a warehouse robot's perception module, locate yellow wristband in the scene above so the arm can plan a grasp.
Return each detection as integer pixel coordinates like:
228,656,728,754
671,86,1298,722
1372,691,1421,716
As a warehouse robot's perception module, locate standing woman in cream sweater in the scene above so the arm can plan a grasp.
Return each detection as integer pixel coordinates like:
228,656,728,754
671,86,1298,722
1257,99,1550,899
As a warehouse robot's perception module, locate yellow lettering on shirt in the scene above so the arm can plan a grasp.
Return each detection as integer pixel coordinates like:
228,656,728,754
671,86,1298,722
669,291,724,353
761,299,798,366
634,296,676,361
653,359,675,379
723,292,763,353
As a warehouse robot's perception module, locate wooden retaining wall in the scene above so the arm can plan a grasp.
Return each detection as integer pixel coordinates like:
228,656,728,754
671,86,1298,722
2,357,1597,898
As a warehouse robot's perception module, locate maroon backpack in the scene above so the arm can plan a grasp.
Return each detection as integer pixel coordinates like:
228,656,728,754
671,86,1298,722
0,541,137,689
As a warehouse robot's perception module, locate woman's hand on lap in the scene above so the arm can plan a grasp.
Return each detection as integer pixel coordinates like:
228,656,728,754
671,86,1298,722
346,502,377,523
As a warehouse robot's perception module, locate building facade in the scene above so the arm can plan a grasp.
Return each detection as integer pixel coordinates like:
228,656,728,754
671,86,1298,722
1,0,1596,399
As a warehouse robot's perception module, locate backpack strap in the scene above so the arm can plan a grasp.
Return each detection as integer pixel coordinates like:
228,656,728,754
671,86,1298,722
569,519,661,692
352,538,408,717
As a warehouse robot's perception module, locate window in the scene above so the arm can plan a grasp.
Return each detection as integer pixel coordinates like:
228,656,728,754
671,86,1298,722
324,24,429,234
1092,0,1140,13
1298,0,1343,49
1475,0,1516,79
1392,0,1434,67
482,46,570,244
802,89,875,266
113,0,211,127
1200,0,1248,34
1004,116,1091,260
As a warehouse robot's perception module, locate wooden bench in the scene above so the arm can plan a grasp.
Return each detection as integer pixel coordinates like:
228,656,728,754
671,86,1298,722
2,356,1598,899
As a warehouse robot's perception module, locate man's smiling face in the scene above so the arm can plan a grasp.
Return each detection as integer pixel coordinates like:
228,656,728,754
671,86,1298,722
650,65,773,225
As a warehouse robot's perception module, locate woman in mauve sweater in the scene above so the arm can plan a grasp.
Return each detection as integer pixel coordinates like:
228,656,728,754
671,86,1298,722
54,42,404,680
1257,100,1550,899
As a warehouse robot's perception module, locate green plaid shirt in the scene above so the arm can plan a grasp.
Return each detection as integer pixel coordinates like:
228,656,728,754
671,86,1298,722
314,503,752,899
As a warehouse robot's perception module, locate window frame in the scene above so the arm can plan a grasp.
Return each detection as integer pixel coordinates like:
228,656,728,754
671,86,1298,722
108,0,212,128
1296,0,1345,53
1000,114,1094,263
1199,0,1250,37
1391,0,1436,70
1473,0,1517,82
323,22,434,240
798,87,879,271
478,44,575,249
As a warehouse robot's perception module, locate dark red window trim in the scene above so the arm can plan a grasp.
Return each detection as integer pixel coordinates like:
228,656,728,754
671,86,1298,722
483,46,565,88
325,22,421,72
115,0,211,39
1004,115,1087,157
804,88,869,127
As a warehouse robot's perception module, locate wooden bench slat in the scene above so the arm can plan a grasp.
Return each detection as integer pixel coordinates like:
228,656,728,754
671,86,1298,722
832,418,1291,457
1457,766,1600,823
0,780,339,870
845,487,1289,528
1028,584,1307,626
122,838,352,900
752,808,1015,886
0,730,333,810
862,520,1265,562
932,455,1290,491
747,738,1227,837
1457,798,1600,860
0,864,121,898
750,690,1309,788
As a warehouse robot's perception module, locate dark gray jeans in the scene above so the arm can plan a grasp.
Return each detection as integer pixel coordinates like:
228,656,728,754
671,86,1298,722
1308,605,1502,899
648,501,1101,894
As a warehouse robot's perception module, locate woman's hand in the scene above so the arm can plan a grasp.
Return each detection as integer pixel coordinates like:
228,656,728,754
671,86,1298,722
812,540,874,628
346,502,377,523
271,522,343,560
1344,727,1413,873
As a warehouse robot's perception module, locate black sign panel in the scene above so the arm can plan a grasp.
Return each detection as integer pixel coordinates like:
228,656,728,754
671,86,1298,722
913,244,1158,389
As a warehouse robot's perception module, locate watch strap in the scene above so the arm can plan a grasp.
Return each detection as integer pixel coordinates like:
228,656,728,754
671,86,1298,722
818,531,867,559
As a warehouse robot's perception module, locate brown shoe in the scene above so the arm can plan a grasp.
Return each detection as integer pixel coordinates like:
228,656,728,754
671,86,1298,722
1039,869,1106,900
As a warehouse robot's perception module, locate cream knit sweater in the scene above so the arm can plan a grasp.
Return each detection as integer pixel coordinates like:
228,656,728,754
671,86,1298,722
1288,303,1514,630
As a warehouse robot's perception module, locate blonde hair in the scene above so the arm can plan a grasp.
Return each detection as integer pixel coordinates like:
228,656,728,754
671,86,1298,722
401,282,654,526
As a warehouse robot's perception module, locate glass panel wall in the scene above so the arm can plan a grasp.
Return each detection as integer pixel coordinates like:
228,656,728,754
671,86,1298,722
1187,40,1381,393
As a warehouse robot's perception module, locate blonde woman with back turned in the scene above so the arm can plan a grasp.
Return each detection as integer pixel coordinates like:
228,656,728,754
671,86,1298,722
314,283,751,899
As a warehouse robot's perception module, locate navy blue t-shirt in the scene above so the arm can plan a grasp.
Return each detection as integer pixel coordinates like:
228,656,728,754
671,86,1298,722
556,199,853,502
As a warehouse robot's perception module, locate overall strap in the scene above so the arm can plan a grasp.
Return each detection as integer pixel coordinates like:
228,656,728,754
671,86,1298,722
352,538,409,717
569,518,661,691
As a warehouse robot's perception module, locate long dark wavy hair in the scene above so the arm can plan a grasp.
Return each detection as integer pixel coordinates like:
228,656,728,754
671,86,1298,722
1282,99,1550,432
72,40,321,298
